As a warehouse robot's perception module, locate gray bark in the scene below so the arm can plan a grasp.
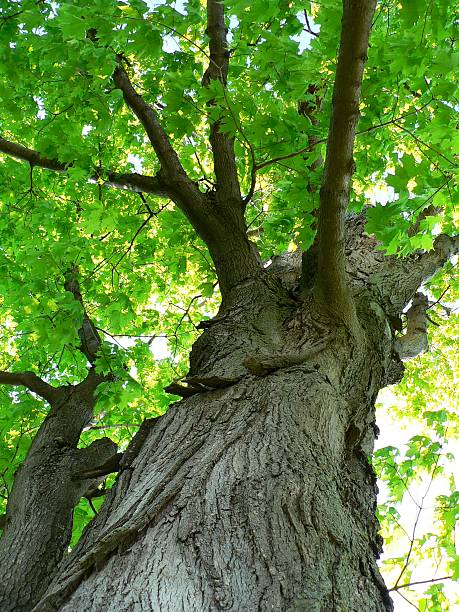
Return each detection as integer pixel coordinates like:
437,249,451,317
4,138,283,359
2,215,455,611
33,259,400,611
0,373,116,611
0,0,455,607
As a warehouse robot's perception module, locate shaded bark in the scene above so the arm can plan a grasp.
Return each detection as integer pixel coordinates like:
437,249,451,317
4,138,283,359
34,275,396,611
0,0,455,608
30,211,459,611
42,387,388,611
0,276,119,611
0,372,118,611
1,204,455,611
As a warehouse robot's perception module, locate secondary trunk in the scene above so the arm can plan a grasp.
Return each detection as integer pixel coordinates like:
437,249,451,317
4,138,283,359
0,375,116,611
35,273,396,611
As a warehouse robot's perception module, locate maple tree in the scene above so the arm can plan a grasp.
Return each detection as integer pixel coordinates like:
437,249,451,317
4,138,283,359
0,0,457,610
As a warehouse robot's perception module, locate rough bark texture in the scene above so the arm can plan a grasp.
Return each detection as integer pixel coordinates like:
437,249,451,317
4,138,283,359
1,0,456,608
0,213,454,611
0,374,117,611
315,0,376,321
41,372,389,611
26,213,457,612
28,240,389,611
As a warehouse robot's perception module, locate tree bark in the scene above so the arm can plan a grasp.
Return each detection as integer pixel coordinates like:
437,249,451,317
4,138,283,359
1,0,455,607
33,257,401,611
0,372,118,612
2,215,455,611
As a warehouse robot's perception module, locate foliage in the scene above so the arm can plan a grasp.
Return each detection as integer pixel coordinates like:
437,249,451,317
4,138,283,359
0,0,457,608
374,266,459,609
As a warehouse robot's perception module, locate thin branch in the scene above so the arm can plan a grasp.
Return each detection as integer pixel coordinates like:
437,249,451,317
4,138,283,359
64,267,101,364
393,122,457,167
0,137,67,171
253,99,433,175
395,590,419,611
313,0,376,319
95,328,169,340
426,285,450,311
0,371,58,403
0,136,171,197
392,452,443,590
255,138,327,173
112,201,168,271
171,293,203,356
303,11,319,37
389,575,453,592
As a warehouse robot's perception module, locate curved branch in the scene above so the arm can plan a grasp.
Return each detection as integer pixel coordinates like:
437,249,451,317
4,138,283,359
0,137,67,171
112,57,260,299
0,371,58,403
113,63,201,202
379,234,458,315
0,136,170,197
313,0,376,318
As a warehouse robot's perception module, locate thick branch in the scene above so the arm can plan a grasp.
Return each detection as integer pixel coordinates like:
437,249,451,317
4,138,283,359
314,0,376,317
370,233,458,315
0,370,58,403
73,451,122,481
112,59,262,299
112,61,221,246
203,0,242,208
0,394,116,610
394,293,429,360
0,136,170,196
0,137,67,171
113,63,201,203
342,214,458,317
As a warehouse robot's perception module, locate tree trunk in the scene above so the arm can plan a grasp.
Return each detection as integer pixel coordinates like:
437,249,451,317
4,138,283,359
35,271,396,612
0,376,116,611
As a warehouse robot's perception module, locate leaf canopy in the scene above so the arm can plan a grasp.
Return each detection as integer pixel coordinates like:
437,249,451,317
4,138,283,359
0,0,457,607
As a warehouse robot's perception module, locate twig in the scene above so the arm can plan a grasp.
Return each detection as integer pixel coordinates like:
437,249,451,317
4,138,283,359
389,575,453,592
395,590,419,610
112,202,168,270
253,101,434,174
392,451,443,590
426,285,450,311
393,122,456,167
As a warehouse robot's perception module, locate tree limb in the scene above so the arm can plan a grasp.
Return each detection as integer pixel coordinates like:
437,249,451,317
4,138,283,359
371,233,459,316
0,136,171,196
393,293,429,360
313,0,376,318
113,62,201,203
73,441,122,480
0,137,68,171
202,0,242,208
74,453,122,480
389,575,453,592
0,371,58,403
64,266,101,364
